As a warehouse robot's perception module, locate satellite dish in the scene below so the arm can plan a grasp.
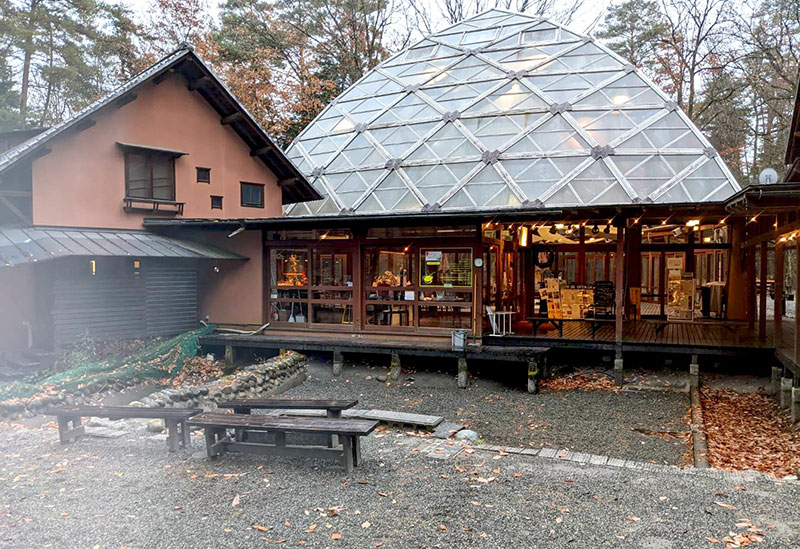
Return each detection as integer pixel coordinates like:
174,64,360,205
759,168,779,185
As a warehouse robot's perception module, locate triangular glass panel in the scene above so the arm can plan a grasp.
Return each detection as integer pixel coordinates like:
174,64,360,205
433,56,506,85
501,157,583,202
525,71,617,103
327,134,387,170
402,162,478,205
575,73,664,108
548,184,581,205
505,115,589,153
628,112,705,149
442,188,476,209
493,22,540,45
337,71,404,102
367,122,439,157
356,193,385,212
703,183,737,202
422,81,497,111
591,182,633,205
382,56,458,86
315,196,341,215
484,43,571,71
338,94,398,124
297,133,354,168
569,160,621,203
680,159,731,201
610,155,674,198
325,169,383,209
654,183,691,203
371,171,421,211
384,40,462,66
461,113,545,150
459,165,519,207
405,123,481,163
460,27,500,46
372,94,441,125
520,23,582,45
570,110,636,146
286,147,312,176
463,80,549,114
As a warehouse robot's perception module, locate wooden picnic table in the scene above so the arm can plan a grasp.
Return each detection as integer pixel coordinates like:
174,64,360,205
218,398,359,446
188,412,378,473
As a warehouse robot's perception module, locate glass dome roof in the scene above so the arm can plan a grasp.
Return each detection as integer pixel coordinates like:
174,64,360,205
285,9,740,217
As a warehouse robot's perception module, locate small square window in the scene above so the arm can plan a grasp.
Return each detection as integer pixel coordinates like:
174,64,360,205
241,182,264,208
211,195,223,209
197,167,211,183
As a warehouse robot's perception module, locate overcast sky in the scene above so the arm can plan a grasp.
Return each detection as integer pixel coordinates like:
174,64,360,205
115,0,614,37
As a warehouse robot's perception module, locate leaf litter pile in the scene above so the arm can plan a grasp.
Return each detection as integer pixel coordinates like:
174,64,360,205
541,370,620,391
701,387,800,477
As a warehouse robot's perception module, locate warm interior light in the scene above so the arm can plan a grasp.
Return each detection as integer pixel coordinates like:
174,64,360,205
780,236,787,242
703,236,711,243
90,259,96,276
554,223,565,229
592,224,599,234
686,219,700,227
612,94,630,106
518,226,529,247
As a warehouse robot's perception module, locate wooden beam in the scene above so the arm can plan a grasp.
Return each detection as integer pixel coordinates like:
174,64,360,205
727,218,747,320
220,112,243,125
577,226,586,284
74,118,95,132
743,218,800,248
759,241,767,341
116,92,137,108
153,69,173,84
277,177,299,187
188,76,213,91
747,238,756,330
250,146,274,157
774,238,784,346
614,224,625,358
795,242,800,363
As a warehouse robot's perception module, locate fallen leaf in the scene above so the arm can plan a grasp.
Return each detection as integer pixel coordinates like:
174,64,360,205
231,495,240,507
361,521,371,529
713,501,737,511
331,532,342,540
304,523,317,533
251,525,269,532
284,521,291,527
439,524,447,531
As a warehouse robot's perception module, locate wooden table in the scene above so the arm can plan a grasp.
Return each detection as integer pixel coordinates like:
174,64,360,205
218,399,358,446
189,412,378,473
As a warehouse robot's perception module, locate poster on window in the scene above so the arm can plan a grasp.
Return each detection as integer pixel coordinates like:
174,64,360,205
425,251,442,265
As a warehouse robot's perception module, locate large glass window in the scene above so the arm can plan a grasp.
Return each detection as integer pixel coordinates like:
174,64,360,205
365,248,412,289
420,248,472,287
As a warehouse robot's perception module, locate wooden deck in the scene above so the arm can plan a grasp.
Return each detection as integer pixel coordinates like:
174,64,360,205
493,318,777,355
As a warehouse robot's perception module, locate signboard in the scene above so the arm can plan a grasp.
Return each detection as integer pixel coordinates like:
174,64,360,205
593,281,614,317
425,250,442,265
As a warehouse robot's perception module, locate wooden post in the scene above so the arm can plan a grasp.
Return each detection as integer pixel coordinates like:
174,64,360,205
625,223,642,315
614,222,625,385
795,242,800,363
759,241,768,341
389,351,401,380
747,242,756,330
775,238,785,346
457,357,468,389
577,226,586,284
224,345,235,366
727,218,747,320
332,350,343,376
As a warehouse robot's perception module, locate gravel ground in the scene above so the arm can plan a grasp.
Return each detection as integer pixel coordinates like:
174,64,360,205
282,356,690,465
1,423,799,548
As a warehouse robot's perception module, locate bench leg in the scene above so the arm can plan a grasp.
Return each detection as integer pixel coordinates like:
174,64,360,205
341,436,354,474
166,419,179,453
180,421,191,449
353,436,362,467
58,416,84,444
274,431,286,448
204,427,222,460
327,410,341,448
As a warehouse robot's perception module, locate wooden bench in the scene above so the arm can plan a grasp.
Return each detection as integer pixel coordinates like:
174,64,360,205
188,412,378,473
44,406,202,452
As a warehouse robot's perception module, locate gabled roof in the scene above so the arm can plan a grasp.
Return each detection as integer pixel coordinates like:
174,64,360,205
0,47,320,205
286,8,740,217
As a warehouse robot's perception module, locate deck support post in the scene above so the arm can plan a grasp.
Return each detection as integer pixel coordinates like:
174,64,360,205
224,345,235,366
774,237,785,346
613,357,624,387
769,366,782,396
457,357,468,389
727,218,747,320
388,352,401,381
780,377,792,408
689,355,699,389
332,350,343,376
759,241,768,341
527,359,540,394
792,387,800,424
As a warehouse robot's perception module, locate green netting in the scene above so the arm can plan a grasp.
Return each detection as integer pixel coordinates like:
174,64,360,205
0,325,215,402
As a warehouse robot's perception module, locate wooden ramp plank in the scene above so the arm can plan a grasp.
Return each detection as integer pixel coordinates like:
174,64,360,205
270,408,444,429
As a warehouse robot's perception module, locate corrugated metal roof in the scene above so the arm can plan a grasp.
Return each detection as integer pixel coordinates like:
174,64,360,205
0,226,245,268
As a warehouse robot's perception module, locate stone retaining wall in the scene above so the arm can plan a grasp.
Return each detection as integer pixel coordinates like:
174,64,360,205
130,351,307,410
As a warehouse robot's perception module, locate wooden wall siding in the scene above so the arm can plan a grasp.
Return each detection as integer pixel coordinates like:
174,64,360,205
51,260,199,347
145,264,199,337
52,277,147,346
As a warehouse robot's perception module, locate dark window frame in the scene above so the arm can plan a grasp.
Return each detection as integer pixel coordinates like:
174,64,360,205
240,182,265,208
211,195,223,209
124,150,176,201
196,167,211,183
